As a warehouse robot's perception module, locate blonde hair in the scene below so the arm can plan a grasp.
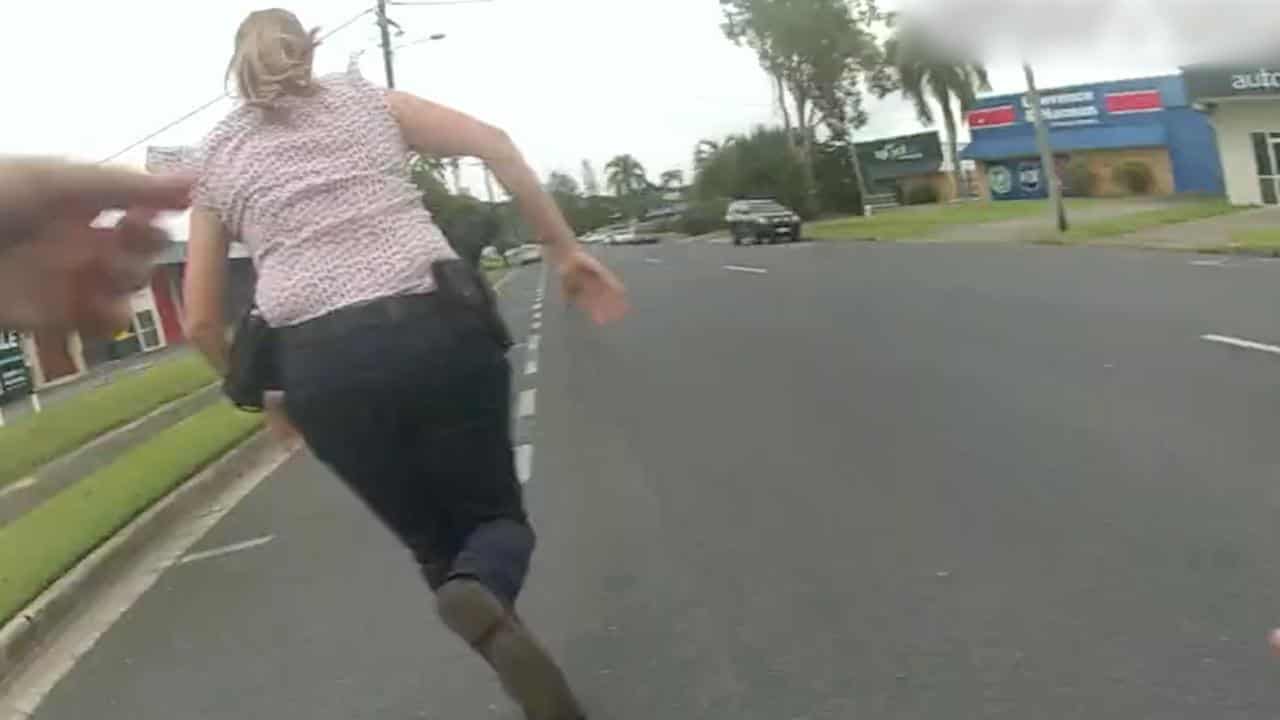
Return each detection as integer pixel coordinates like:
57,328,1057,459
226,9,320,107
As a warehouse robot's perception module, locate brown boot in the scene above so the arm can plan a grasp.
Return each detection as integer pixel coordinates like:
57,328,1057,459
436,579,584,720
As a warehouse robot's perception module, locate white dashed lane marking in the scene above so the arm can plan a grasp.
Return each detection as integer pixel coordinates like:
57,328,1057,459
529,334,541,351
723,264,769,274
525,357,538,376
515,445,533,485
517,389,537,418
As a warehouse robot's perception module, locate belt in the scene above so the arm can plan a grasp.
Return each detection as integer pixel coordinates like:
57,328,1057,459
277,293,443,346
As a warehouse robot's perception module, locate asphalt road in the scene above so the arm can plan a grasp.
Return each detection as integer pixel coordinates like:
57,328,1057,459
25,239,1280,719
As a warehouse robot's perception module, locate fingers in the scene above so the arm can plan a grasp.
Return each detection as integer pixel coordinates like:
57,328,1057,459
116,207,173,255
27,160,195,213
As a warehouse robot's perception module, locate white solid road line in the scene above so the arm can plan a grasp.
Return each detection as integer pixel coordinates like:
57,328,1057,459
518,389,537,418
1190,259,1229,267
179,535,275,566
1201,334,1280,356
723,264,769,274
515,444,533,485
1,446,297,720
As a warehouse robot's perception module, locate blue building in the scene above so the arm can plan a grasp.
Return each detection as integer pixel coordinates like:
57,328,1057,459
961,75,1224,201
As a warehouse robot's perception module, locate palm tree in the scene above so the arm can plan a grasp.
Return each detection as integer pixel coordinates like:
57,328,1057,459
885,24,991,198
604,155,648,197
659,169,685,189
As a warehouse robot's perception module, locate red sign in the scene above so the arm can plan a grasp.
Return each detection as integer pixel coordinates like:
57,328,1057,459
1104,90,1162,114
968,105,1016,129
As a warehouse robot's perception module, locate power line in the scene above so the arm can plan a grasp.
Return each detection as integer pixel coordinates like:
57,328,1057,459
98,6,378,165
389,0,494,6
98,95,230,165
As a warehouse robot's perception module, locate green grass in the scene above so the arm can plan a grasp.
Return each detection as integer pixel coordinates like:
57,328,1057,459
1220,227,1280,256
1053,198,1243,242
484,266,509,288
807,199,1106,242
0,355,218,489
0,402,262,623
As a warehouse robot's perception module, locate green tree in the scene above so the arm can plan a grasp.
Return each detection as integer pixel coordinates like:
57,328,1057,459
408,154,499,265
604,154,649,197
659,169,686,189
546,171,580,197
692,126,812,217
720,0,890,198
883,19,990,197
694,139,723,171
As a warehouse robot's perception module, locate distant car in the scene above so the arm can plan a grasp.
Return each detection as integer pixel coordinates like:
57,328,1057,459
504,244,542,266
608,224,660,246
725,199,802,245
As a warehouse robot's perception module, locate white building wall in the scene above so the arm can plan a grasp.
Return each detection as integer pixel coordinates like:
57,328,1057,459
1210,100,1280,206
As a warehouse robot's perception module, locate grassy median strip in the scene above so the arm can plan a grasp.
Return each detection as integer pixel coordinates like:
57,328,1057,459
0,402,262,623
1048,198,1243,243
0,355,218,489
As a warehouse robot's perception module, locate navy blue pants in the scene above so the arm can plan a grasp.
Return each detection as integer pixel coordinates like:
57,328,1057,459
279,294,533,606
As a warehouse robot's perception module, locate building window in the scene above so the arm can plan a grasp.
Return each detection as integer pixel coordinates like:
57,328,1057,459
1251,132,1280,205
136,310,162,350
1252,132,1273,176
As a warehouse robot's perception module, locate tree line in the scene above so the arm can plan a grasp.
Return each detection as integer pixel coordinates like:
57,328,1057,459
408,1,991,260
693,0,989,226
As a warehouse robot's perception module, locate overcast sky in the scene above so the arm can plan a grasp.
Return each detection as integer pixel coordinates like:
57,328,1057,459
3,0,1262,202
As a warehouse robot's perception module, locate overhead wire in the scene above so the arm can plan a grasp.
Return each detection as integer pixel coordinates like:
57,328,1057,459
97,6,377,165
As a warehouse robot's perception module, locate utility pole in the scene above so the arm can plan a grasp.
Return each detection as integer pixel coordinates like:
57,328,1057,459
1023,62,1068,232
376,0,396,88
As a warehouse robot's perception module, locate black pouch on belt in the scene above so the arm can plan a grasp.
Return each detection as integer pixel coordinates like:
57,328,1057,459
431,259,514,350
223,305,280,412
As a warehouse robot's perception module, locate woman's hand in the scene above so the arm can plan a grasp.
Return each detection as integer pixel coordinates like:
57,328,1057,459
556,247,628,326
0,159,191,335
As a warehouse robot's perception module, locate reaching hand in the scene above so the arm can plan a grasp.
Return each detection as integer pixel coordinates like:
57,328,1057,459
556,247,628,326
0,159,192,336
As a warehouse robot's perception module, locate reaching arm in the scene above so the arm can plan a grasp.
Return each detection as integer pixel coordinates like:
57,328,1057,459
184,207,231,375
386,91,578,262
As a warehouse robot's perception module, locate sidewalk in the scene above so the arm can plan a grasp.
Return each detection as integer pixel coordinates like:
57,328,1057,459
0,383,223,528
1091,205,1280,251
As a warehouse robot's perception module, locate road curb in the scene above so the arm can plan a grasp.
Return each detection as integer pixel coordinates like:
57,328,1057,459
0,428,279,681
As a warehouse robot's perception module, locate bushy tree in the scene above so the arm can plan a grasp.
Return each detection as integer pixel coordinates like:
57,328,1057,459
720,0,891,191
692,126,813,217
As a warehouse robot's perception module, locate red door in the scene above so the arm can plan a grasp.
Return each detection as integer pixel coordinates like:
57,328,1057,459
151,269,185,344
34,330,77,382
